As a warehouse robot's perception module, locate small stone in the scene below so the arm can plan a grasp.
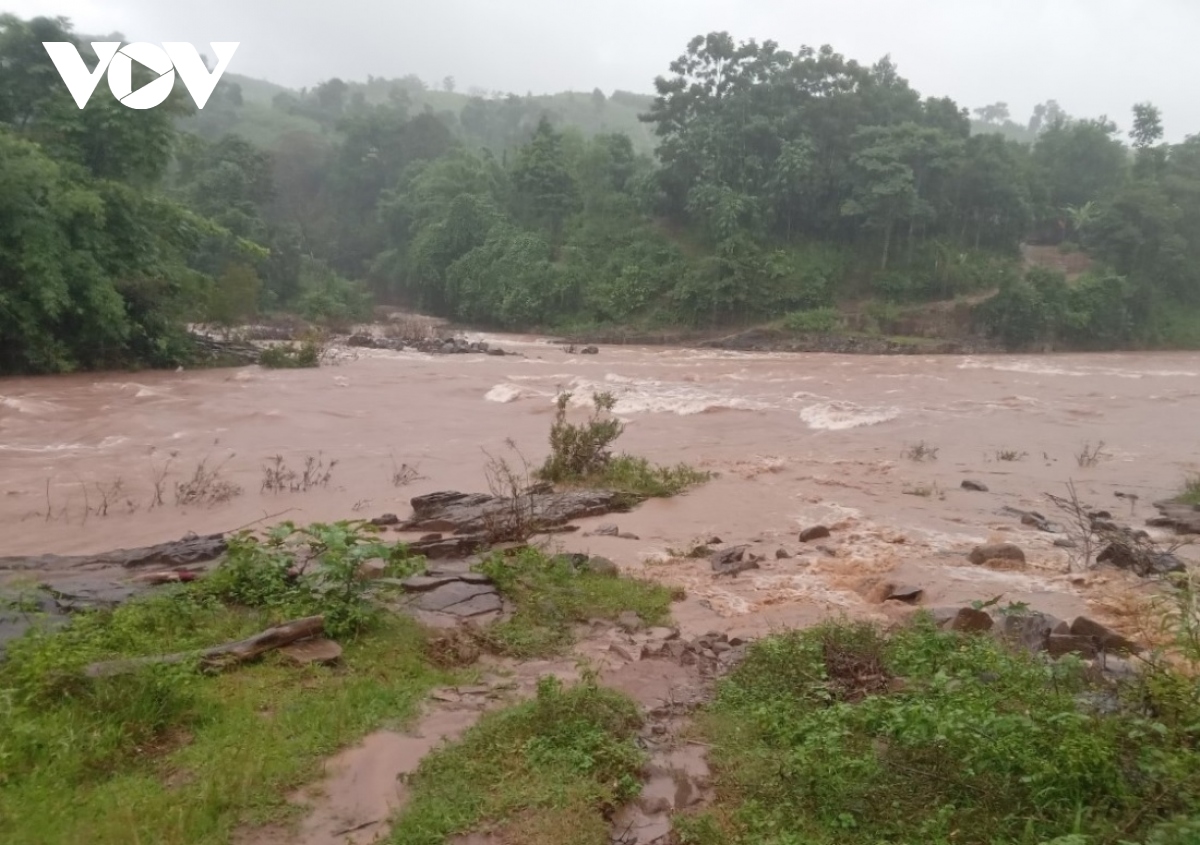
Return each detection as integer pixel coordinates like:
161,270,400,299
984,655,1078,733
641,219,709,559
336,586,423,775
728,636,746,647
616,611,644,632
968,543,1026,566
370,514,400,526
647,627,680,642
279,637,343,666
775,548,791,559
711,641,732,654
799,525,831,543
707,536,723,545
701,648,717,660
961,480,989,492
948,607,994,633
595,524,620,536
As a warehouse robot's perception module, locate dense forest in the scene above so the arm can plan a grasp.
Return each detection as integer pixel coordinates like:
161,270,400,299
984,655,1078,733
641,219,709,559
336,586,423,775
3,17,1200,375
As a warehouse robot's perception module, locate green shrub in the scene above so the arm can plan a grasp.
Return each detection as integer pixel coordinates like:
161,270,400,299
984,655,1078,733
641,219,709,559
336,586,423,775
202,520,424,639
258,340,320,368
535,391,710,499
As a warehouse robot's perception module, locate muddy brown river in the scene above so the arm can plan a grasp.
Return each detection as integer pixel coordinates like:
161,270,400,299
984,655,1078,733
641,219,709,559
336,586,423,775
3,336,1199,637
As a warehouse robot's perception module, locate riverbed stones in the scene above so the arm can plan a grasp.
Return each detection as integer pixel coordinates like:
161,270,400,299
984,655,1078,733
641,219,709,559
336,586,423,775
799,525,831,543
961,479,989,492
1070,616,1141,655
1148,500,1200,534
709,545,760,576
997,611,1065,652
967,542,1026,566
595,524,620,536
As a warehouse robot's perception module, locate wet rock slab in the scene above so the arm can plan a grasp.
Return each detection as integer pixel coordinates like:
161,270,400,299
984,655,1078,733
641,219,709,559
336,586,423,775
0,533,227,573
397,489,626,537
1148,500,1200,535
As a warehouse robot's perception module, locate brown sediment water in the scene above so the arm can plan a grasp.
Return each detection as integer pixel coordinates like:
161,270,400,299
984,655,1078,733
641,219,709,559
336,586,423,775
2,338,1198,632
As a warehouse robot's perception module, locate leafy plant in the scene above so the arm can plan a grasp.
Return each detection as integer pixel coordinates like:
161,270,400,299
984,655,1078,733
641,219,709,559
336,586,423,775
203,520,423,639
258,341,321,368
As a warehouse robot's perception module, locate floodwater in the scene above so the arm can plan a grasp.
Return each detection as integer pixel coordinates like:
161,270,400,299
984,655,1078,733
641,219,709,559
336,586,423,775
2,336,1198,633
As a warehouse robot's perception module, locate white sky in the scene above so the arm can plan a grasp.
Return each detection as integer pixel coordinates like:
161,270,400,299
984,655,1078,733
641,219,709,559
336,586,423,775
5,0,1197,139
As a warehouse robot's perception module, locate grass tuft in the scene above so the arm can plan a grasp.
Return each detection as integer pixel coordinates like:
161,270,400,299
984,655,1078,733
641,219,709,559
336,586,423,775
1179,473,1200,506
389,673,644,845
476,548,675,658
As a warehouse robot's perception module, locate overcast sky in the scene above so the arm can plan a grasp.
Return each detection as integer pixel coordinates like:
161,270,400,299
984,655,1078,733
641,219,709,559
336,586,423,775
5,0,1197,139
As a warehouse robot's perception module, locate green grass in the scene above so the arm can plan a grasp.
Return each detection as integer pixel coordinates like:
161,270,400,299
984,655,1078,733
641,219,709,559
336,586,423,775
678,619,1200,845
1179,474,1200,506
590,454,712,500
781,307,844,334
0,592,445,845
476,547,677,658
388,673,645,845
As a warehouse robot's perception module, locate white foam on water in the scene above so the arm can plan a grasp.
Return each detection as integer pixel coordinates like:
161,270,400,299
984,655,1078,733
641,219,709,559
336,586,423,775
0,396,58,415
485,384,529,403
799,400,900,431
562,375,775,416
959,358,1198,379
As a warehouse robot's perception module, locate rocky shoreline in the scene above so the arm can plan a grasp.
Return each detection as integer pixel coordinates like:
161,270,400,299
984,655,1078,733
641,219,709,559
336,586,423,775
551,326,1002,354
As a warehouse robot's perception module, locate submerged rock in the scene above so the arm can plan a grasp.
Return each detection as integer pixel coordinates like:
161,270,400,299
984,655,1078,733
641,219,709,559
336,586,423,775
0,532,227,572
967,543,1026,566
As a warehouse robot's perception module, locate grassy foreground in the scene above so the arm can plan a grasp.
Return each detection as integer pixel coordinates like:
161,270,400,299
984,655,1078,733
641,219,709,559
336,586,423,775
0,521,679,845
676,619,1200,845
0,597,442,845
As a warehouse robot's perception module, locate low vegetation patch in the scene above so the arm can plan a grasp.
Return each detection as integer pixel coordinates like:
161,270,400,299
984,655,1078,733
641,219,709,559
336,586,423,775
202,520,424,640
536,391,711,499
1178,474,1200,506
678,620,1200,845
782,307,844,334
0,593,443,845
258,340,321,369
389,673,644,845
902,440,940,462
476,547,676,658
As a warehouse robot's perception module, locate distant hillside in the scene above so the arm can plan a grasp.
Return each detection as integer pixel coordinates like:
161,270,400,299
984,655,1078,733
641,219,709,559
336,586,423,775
181,72,659,154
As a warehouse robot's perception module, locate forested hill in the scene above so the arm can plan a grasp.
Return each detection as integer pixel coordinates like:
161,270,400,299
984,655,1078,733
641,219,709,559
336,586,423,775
3,17,1200,376
182,72,660,154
